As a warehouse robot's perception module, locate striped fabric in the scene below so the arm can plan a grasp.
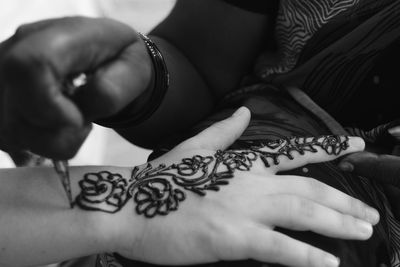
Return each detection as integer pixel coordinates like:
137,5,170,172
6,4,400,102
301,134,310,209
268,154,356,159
261,0,361,76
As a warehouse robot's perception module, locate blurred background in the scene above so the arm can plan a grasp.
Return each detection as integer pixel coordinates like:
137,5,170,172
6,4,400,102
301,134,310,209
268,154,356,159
0,0,176,168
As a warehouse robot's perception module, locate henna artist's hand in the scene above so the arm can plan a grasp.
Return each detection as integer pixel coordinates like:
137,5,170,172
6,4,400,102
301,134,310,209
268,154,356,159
76,107,379,267
338,149,400,220
339,151,400,186
338,128,400,186
0,17,151,159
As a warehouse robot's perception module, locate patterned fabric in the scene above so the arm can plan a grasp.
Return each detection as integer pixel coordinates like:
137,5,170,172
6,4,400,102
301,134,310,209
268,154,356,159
260,0,399,115
260,0,361,76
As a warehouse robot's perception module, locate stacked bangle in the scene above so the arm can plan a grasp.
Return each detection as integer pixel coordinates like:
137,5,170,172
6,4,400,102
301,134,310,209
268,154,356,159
97,32,169,128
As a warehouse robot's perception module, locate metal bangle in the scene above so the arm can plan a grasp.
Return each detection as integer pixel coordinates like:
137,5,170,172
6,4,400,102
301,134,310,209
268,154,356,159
97,32,169,128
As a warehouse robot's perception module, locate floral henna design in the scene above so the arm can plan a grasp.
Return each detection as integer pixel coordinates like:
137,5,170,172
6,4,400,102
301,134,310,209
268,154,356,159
76,135,349,218
77,171,129,213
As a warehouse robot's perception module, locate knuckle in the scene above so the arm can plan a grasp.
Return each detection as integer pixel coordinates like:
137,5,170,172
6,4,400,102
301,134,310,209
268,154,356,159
306,178,327,198
305,246,316,267
1,48,41,78
340,214,357,232
276,195,295,212
265,235,283,260
47,31,76,53
348,198,366,219
306,248,329,267
2,49,25,70
13,23,33,39
299,199,316,218
278,195,315,223
291,196,315,218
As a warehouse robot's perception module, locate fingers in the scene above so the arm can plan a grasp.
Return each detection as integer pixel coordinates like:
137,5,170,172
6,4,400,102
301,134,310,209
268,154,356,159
0,17,138,117
0,86,89,158
0,17,139,157
253,136,365,173
246,228,340,267
264,194,373,240
1,117,92,159
4,17,137,75
72,41,152,120
388,126,400,141
180,107,251,151
26,124,92,160
339,152,400,186
274,176,380,225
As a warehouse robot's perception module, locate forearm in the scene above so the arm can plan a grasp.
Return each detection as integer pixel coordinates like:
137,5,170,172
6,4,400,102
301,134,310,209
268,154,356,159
0,166,131,266
152,0,270,96
116,36,215,148
114,0,270,147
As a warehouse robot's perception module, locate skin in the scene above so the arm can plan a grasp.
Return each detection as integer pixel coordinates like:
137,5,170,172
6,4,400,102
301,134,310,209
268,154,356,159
0,0,392,265
0,17,150,158
0,0,268,157
0,0,394,190
0,108,379,267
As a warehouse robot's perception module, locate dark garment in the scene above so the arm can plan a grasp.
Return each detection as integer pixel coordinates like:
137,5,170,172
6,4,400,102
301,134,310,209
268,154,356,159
222,0,278,15
263,0,400,129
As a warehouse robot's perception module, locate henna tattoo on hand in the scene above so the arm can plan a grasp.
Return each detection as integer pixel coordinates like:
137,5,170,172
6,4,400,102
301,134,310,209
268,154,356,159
250,135,349,166
76,135,349,218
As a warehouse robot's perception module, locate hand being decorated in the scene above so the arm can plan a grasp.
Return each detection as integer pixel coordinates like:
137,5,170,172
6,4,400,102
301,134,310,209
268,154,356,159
76,107,378,267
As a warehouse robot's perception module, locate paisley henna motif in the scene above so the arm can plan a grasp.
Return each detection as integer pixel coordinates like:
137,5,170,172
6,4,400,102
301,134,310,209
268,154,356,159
76,135,349,218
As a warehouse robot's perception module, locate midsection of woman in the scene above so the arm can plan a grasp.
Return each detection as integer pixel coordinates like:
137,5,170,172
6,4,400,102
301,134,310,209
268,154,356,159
111,84,398,267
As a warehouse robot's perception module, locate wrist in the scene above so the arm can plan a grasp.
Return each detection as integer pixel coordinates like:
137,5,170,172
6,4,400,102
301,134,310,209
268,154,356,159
71,166,135,254
96,33,169,129
72,166,146,255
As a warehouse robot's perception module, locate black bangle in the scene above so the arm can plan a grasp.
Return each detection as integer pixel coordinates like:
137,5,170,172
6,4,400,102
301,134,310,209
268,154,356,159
96,32,169,128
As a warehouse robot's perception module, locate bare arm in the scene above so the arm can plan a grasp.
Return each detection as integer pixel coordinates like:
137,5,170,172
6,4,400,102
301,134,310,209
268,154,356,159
0,1,270,157
0,165,126,266
116,0,271,147
0,109,378,267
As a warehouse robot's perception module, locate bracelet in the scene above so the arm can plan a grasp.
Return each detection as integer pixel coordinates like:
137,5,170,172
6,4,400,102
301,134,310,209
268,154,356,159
96,32,169,128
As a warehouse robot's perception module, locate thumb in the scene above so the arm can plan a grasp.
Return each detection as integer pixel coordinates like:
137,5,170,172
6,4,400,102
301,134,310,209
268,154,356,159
339,152,400,186
180,107,251,151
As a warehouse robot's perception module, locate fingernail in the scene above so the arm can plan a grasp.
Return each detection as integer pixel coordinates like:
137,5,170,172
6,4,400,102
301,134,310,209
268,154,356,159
357,220,373,237
366,208,380,225
324,255,340,267
388,127,400,140
348,136,366,151
338,161,354,172
388,126,400,135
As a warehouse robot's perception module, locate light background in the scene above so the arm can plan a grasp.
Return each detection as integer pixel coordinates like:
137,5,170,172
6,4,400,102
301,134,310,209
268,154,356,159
0,0,176,168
